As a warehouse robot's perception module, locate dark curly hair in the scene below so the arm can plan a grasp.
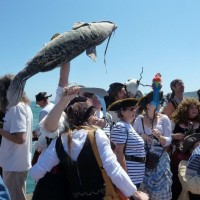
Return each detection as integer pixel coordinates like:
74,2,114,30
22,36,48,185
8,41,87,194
171,98,200,124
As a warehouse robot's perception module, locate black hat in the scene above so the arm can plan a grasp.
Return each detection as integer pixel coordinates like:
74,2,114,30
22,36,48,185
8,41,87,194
137,91,163,108
107,98,138,111
108,82,125,96
180,133,200,153
35,92,52,102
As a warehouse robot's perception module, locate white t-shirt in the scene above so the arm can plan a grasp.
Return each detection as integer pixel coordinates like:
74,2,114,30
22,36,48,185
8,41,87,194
35,102,54,135
0,102,33,171
38,102,54,122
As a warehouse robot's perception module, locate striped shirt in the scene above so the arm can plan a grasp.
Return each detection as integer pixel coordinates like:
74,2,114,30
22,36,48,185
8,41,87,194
187,145,200,175
110,121,145,184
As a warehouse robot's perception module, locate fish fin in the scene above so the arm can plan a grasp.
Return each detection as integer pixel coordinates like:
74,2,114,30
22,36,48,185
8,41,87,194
6,76,26,108
72,22,89,30
86,47,97,61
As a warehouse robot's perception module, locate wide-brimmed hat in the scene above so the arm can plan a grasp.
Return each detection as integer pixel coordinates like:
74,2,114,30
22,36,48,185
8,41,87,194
137,91,163,108
107,98,138,111
180,133,200,153
35,92,52,102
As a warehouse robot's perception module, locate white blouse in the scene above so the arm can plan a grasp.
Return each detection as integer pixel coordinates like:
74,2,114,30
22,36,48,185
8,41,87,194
133,114,172,147
30,128,137,197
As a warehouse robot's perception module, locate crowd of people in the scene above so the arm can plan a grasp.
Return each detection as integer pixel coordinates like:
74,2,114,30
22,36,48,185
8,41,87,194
0,37,200,200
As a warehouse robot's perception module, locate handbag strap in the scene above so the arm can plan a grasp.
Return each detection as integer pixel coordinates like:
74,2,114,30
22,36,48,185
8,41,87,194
88,129,119,199
123,122,130,155
141,117,151,153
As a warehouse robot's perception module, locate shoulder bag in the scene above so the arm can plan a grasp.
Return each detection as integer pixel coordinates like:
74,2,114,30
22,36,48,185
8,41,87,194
88,129,129,200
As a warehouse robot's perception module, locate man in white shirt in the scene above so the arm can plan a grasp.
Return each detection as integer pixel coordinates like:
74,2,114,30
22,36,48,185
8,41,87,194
32,92,54,139
0,74,33,200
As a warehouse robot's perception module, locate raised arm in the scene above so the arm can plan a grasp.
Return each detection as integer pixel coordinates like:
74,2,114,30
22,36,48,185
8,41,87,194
58,62,70,88
55,62,71,104
44,86,79,132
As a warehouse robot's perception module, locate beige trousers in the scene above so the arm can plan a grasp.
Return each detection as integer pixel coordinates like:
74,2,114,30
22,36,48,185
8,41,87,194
3,171,28,200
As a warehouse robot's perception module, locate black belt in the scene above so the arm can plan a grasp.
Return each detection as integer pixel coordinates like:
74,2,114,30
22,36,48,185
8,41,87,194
125,155,146,163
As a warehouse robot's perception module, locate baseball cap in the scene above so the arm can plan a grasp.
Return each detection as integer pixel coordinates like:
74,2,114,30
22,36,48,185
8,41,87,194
35,92,52,102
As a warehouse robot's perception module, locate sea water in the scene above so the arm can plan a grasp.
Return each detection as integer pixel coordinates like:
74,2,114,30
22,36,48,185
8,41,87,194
26,101,41,194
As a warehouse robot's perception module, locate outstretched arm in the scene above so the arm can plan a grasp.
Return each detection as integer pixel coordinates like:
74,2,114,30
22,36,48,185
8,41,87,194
59,62,70,88
44,86,79,132
55,62,71,104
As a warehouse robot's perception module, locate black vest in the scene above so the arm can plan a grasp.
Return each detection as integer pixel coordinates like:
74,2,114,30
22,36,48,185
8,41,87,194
56,134,105,193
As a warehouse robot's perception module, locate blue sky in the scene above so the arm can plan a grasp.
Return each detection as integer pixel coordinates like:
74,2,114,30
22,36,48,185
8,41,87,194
1,0,200,101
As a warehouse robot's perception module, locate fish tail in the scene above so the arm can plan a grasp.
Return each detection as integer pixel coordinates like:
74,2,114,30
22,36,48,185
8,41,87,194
6,76,26,108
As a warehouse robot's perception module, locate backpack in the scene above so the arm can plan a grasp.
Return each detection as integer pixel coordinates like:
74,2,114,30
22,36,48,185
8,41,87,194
169,98,179,110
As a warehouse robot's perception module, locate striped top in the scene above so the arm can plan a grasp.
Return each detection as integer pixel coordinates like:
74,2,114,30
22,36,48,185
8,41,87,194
187,145,200,175
110,121,145,184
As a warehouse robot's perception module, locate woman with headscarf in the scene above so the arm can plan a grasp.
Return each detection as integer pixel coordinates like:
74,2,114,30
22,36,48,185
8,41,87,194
108,98,146,188
133,91,172,200
30,86,149,200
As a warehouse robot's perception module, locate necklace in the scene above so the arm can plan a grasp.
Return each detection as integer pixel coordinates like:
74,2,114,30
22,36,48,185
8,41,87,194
146,115,153,122
146,113,155,129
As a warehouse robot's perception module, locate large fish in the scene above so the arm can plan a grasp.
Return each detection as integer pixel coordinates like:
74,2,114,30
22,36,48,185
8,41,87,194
6,21,117,108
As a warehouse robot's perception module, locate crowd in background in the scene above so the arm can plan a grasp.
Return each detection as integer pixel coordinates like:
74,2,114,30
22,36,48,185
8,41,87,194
0,40,200,200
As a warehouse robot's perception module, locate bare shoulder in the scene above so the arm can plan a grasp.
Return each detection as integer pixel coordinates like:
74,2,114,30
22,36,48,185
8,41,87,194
163,102,175,117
